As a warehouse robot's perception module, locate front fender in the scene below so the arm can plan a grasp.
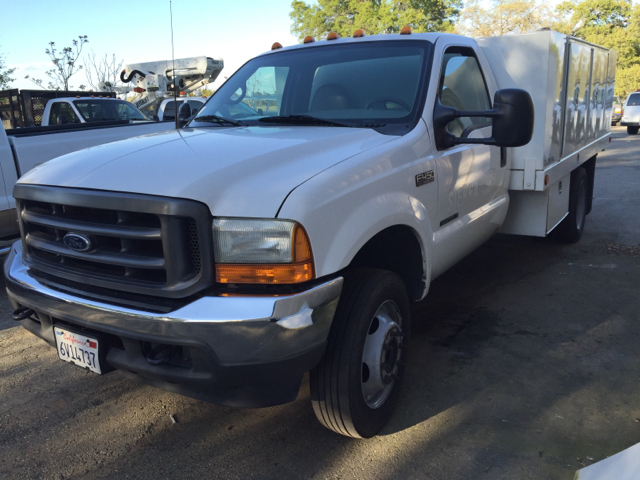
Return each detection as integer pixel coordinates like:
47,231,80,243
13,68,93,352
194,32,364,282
278,123,437,299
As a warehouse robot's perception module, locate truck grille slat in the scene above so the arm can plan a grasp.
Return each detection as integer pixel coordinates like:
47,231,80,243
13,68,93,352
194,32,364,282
21,209,162,239
25,234,166,269
14,185,213,299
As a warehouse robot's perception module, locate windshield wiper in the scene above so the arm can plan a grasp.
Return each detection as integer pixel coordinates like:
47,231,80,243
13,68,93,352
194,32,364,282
192,115,243,126
258,114,356,128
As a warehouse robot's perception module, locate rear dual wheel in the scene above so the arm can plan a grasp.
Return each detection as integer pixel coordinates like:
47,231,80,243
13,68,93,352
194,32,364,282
628,126,639,135
310,268,410,438
557,167,588,243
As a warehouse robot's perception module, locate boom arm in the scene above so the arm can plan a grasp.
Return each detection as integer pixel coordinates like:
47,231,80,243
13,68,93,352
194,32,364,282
100,56,224,116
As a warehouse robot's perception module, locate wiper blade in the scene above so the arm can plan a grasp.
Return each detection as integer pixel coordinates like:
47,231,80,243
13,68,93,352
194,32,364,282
258,114,355,128
192,115,243,126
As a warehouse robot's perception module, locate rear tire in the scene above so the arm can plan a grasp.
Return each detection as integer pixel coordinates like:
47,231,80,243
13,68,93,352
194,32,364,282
557,167,588,243
310,268,410,438
627,126,639,135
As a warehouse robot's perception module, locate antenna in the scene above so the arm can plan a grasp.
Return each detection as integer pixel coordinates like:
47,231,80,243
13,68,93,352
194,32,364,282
170,0,178,130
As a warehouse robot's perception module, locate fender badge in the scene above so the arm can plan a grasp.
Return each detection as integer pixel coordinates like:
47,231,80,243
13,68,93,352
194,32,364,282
416,170,435,187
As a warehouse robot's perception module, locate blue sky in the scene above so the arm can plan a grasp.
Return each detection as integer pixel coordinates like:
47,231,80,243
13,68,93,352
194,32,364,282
1,0,300,91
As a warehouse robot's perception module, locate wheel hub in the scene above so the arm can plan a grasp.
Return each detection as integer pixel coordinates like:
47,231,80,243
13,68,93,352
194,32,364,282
361,300,403,409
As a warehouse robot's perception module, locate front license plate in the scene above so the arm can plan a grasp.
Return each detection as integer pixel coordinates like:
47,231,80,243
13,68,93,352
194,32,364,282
54,327,102,374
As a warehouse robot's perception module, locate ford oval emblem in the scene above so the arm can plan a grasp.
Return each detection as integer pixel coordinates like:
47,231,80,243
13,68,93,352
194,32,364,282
63,233,93,252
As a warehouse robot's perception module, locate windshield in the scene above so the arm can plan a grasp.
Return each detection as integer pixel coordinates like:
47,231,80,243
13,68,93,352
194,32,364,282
73,100,151,122
190,40,431,134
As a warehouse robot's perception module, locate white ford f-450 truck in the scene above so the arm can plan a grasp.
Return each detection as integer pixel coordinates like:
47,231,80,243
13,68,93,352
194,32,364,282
4,30,616,438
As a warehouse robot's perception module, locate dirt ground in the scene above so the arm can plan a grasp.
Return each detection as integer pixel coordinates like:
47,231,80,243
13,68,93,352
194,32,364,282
1,126,639,480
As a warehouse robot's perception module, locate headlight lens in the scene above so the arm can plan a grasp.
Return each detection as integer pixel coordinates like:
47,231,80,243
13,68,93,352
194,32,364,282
213,219,297,264
212,218,315,284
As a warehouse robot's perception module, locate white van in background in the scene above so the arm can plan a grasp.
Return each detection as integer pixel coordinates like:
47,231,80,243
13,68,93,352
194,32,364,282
621,91,640,134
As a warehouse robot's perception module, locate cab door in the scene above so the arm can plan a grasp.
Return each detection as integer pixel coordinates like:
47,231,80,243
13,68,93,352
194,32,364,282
424,42,509,277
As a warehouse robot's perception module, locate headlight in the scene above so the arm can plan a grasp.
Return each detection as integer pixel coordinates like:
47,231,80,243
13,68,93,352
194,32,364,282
212,218,314,284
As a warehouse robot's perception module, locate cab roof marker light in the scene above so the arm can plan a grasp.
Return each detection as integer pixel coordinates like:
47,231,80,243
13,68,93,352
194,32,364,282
400,26,412,35
327,32,339,40
353,29,365,38
303,36,315,44
272,42,283,50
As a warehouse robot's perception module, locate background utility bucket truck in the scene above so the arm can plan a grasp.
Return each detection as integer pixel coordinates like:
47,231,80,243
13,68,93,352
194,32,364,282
101,56,224,117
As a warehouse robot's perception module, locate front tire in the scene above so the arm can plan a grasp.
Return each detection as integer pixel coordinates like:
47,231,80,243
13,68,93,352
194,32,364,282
557,167,588,243
310,268,410,438
628,126,639,135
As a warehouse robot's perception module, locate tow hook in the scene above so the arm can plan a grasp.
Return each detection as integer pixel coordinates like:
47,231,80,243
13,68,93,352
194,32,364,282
145,344,179,366
12,306,35,321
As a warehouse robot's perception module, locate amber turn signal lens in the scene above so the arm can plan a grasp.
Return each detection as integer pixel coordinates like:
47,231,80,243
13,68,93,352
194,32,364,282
216,262,314,284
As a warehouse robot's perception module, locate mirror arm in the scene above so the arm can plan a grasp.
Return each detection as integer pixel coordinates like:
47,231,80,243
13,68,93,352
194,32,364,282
434,97,502,149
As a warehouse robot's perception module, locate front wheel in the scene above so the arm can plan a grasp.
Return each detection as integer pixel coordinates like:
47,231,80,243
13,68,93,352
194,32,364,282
628,126,639,135
310,268,410,438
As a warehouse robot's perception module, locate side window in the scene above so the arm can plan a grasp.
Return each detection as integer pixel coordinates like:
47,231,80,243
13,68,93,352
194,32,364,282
48,102,79,125
162,100,181,120
439,48,491,138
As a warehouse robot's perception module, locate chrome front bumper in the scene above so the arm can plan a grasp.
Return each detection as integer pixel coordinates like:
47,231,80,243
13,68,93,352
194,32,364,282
5,241,343,407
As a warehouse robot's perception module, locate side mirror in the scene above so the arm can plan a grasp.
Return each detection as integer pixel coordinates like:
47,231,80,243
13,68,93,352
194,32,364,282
177,102,191,128
433,88,534,150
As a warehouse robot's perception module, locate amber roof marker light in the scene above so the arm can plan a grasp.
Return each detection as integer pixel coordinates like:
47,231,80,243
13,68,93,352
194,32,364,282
400,26,412,35
272,42,283,50
327,32,339,40
303,36,315,44
353,29,365,38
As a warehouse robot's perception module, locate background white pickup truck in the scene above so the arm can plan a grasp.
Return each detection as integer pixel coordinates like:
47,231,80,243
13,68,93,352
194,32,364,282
0,120,176,248
40,97,153,126
4,30,615,439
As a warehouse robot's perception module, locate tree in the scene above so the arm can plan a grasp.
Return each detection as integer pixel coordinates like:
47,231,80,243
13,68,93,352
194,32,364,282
0,51,15,89
25,35,89,90
84,51,124,91
197,88,215,97
554,0,640,97
457,0,552,37
289,0,462,41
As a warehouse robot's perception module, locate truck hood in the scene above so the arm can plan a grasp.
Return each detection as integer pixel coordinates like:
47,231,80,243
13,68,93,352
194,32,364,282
18,126,395,217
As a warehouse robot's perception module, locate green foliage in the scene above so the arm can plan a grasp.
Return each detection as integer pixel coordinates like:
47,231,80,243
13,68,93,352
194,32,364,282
289,0,462,41
614,64,640,98
25,35,89,90
457,0,552,37
0,51,15,89
554,0,640,97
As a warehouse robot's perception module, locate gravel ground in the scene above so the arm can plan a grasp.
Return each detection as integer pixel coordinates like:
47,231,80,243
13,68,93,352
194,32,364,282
0,126,639,479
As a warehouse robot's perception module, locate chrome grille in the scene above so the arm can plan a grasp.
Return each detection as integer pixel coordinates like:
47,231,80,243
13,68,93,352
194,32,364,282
15,185,213,299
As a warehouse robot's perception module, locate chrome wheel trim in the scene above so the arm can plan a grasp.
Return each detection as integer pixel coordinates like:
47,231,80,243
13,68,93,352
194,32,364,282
361,300,403,409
